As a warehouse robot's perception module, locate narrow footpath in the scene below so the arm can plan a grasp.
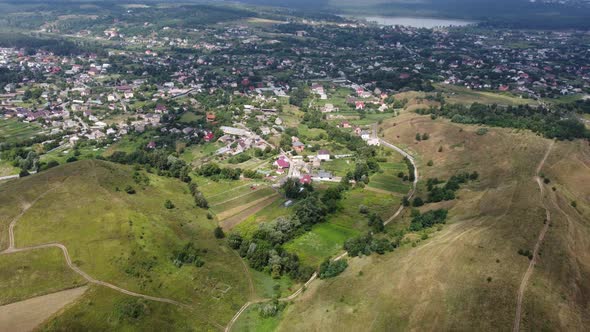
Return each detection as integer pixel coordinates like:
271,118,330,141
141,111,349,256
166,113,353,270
512,140,554,332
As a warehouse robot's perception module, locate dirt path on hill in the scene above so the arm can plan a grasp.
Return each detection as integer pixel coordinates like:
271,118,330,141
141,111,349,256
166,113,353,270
513,140,554,332
1,186,189,311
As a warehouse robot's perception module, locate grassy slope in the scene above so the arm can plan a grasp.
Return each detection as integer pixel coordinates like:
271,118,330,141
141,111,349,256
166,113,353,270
435,83,539,106
0,247,86,305
276,112,590,331
0,160,251,329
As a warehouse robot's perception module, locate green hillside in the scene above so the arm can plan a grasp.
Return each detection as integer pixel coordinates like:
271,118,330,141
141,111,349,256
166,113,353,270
0,160,250,330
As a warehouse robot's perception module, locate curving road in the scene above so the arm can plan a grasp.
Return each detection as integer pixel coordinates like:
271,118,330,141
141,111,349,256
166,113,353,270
512,140,554,332
224,136,420,332
380,139,419,225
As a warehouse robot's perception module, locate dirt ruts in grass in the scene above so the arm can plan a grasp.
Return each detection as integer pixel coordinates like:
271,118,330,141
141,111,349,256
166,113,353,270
513,140,554,332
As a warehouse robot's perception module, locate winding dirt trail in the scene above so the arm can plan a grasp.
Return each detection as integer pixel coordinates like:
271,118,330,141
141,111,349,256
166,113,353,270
1,184,188,308
512,140,554,332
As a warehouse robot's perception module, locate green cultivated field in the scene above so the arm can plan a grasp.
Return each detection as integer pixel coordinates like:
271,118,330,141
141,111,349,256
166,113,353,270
368,161,411,194
234,199,292,238
320,158,354,176
0,118,43,143
285,189,400,267
0,247,86,305
369,173,410,194
0,160,251,329
210,187,276,215
0,160,18,177
284,223,359,267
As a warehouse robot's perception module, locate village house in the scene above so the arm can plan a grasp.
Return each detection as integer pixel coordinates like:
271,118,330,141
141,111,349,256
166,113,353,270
274,155,291,172
299,174,312,184
292,141,305,153
317,149,331,161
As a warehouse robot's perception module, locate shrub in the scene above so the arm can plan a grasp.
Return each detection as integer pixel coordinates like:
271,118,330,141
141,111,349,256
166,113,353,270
359,205,369,214
259,299,285,318
228,233,243,249
412,197,424,207
114,298,149,322
124,185,136,194
164,199,175,209
214,226,225,239
319,259,348,279
476,128,489,136
427,160,433,166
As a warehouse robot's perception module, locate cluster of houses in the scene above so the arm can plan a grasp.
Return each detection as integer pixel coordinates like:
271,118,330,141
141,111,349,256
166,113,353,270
215,126,273,156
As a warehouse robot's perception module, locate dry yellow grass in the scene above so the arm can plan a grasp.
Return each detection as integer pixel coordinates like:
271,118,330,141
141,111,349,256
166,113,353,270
275,112,590,331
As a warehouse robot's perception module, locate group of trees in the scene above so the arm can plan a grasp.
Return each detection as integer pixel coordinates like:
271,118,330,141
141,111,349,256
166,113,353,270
282,178,313,199
196,163,241,181
228,180,354,280
423,171,478,204
403,157,416,183
343,233,397,257
350,158,381,183
409,209,448,232
319,259,348,279
171,242,204,268
228,230,314,281
108,150,191,183
418,103,589,140
189,182,208,209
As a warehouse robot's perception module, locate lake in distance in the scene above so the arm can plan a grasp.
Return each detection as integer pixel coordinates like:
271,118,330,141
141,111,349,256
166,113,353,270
358,16,476,28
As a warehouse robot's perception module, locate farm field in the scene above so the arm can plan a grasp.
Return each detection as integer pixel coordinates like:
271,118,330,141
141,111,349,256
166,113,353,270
210,187,276,217
0,286,88,332
275,112,590,331
179,111,201,123
0,118,43,143
320,158,354,176
285,189,401,267
181,142,223,164
233,198,292,238
368,160,411,194
0,160,18,177
368,173,410,194
0,160,251,329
